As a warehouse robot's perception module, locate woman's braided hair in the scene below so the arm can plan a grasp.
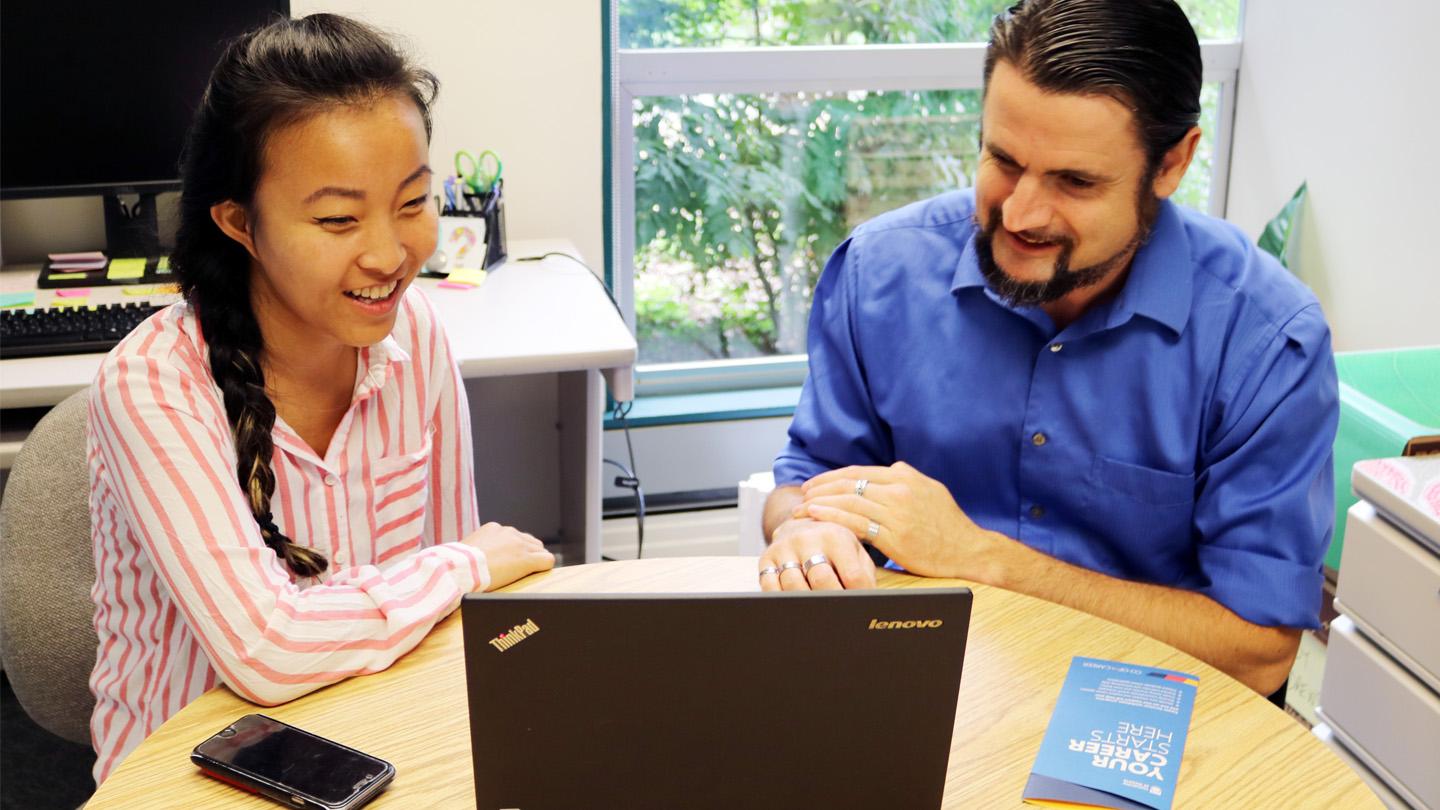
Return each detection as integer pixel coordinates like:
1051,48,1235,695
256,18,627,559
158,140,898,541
171,14,438,577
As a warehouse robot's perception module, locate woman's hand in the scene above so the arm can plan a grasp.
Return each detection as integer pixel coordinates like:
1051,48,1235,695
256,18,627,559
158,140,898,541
462,522,555,590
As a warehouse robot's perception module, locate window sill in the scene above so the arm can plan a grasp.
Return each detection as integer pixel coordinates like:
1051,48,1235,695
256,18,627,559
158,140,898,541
605,385,802,429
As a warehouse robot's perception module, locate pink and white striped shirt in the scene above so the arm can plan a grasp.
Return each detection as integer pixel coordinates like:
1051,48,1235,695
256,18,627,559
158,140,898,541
86,287,486,784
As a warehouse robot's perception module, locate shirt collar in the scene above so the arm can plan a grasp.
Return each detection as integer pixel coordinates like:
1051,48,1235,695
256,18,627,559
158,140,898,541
354,334,411,399
951,237,1055,333
1105,198,1192,337
263,337,410,467
951,231,989,293
950,198,1193,337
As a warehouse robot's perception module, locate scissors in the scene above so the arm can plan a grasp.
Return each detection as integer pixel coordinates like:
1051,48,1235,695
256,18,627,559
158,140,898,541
454,149,502,196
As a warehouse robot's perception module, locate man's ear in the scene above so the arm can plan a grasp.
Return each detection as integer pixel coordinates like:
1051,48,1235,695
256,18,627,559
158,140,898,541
210,201,261,260
1151,126,1202,200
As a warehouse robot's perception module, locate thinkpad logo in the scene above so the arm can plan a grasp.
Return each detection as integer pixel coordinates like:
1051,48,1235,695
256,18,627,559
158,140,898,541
868,618,944,630
488,618,540,652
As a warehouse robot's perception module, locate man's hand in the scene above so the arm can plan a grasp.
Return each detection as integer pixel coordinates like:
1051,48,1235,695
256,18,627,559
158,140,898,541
759,518,877,592
793,462,998,580
772,464,1300,695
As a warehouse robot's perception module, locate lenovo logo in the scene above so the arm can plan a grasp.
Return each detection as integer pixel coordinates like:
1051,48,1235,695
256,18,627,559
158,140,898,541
868,618,944,630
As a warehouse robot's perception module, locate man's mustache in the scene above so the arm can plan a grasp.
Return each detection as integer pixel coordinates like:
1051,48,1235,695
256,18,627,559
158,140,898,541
1007,227,1072,248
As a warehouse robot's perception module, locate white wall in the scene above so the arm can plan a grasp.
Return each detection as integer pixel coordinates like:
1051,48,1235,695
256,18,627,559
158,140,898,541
1225,0,1440,351
1,2,605,273
293,0,604,270
601,418,791,500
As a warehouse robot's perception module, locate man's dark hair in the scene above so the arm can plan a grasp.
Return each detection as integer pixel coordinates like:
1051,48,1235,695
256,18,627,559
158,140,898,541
984,0,1203,172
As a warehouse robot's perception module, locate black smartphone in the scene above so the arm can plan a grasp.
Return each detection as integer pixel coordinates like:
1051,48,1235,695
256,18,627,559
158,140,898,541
191,714,395,810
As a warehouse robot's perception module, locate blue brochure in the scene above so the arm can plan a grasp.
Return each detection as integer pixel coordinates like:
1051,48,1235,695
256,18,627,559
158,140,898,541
1022,656,1198,810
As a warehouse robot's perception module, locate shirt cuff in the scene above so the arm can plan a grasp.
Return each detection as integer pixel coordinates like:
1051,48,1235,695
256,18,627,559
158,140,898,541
773,455,828,489
1194,543,1324,629
435,542,491,594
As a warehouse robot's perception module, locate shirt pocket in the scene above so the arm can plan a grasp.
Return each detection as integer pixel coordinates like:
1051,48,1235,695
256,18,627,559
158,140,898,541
1090,455,1195,507
367,434,434,564
1081,455,1197,582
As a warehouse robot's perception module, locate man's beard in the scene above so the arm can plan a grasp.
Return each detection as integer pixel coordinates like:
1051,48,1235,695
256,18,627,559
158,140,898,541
973,193,1161,307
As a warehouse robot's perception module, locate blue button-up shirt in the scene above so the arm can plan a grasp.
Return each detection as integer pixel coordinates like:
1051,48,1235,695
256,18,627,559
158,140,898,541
775,190,1338,629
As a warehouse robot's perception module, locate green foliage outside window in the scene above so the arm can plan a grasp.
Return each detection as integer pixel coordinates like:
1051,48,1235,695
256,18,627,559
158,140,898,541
625,1,1239,363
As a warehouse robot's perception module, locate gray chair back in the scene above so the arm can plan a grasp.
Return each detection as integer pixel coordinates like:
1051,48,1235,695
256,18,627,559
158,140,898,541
0,389,98,745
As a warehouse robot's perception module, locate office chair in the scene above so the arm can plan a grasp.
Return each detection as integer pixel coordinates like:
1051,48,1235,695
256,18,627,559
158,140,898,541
0,389,99,746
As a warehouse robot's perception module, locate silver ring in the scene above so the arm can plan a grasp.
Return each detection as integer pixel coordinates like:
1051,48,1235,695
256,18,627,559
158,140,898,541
801,553,831,575
866,521,881,540
854,478,870,497
779,561,804,573
758,566,780,578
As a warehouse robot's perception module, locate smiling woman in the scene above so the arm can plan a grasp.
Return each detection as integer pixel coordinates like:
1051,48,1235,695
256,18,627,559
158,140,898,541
84,13,553,787
210,96,437,372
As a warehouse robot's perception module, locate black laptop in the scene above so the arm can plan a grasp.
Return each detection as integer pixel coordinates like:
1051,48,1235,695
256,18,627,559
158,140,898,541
460,588,973,810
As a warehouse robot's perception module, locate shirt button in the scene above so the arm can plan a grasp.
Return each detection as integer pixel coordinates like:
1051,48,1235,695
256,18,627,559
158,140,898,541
1030,505,1046,519
324,475,339,487
1031,432,1047,447
1050,343,1063,353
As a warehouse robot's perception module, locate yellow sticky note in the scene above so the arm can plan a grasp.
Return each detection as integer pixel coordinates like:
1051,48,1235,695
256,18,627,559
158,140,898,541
445,267,487,287
107,258,147,280
51,297,89,308
49,272,90,281
156,256,171,273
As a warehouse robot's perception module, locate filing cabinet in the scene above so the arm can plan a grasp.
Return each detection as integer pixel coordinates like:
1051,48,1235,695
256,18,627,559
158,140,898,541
1316,456,1440,810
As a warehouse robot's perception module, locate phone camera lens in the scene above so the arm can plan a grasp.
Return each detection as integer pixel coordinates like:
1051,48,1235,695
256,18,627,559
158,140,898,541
218,727,237,738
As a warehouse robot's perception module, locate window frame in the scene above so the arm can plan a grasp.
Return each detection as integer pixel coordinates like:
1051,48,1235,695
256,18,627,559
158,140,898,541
608,10,1242,395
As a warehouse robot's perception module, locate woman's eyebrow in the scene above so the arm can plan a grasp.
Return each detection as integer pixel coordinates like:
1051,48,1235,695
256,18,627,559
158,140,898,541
303,186,365,204
399,165,432,188
302,166,432,204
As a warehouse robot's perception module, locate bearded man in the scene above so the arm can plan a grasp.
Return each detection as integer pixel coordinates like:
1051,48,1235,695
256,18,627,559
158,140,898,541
760,0,1338,699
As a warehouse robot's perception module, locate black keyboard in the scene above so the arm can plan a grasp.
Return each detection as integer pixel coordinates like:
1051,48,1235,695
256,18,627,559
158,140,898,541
0,301,168,360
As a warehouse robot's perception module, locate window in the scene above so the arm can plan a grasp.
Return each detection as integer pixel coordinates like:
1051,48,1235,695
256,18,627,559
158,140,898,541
608,2,1243,389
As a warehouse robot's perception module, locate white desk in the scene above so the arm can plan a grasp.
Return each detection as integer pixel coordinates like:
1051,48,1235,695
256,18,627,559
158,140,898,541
0,239,636,563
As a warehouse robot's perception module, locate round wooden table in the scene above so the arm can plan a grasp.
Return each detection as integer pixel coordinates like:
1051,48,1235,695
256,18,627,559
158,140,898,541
86,557,1380,808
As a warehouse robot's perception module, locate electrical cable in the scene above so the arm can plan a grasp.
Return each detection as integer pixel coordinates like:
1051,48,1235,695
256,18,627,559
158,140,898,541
615,399,643,558
603,435,644,559
514,251,626,323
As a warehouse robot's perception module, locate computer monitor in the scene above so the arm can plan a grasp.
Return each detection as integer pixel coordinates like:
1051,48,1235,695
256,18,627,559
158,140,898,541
0,1,289,257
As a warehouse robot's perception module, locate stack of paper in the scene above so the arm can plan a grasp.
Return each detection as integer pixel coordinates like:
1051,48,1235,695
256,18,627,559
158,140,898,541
48,251,108,272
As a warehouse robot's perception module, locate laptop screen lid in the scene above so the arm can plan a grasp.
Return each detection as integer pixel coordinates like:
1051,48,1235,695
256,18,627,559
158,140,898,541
461,588,972,810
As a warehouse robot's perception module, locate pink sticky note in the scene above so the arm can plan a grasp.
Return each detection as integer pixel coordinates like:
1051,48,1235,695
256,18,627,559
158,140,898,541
438,281,478,290
56,288,93,297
